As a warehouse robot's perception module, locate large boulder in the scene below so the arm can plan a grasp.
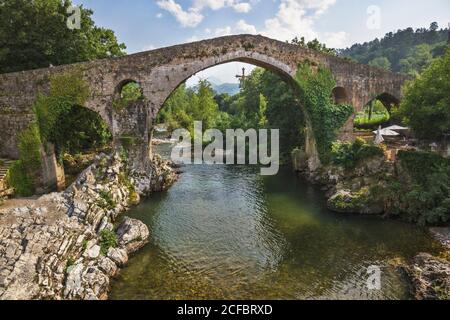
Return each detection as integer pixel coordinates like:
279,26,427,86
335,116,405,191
116,217,150,254
107,247,128,267
327,187,384,215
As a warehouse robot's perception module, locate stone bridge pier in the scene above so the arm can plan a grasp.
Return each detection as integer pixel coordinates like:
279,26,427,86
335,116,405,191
112,100,152,172
0,34,411,181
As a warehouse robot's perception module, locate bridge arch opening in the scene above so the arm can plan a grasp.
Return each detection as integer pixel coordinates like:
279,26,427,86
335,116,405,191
376,92,400,111
153,61,308,163
355,92,400,130
57,104,113,186
114,80,144,110
331,87,349,104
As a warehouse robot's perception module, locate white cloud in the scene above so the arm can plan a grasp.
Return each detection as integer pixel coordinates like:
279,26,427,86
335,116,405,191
156,0,203,28
232,2,252,13
212,19,256,37
183,0,346,48
215,26,232,36
157,0,255,28
156,13,163,18
193,0,253,12
235,19,257,34
257,0,347,48
321,31,348,48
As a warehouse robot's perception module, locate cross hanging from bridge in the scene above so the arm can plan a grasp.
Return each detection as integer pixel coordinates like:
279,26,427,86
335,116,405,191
236,67,246,88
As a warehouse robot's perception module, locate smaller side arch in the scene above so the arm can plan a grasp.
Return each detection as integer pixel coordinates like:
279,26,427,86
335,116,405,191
331,87,349,104
114,79,144,98
376,92,400,111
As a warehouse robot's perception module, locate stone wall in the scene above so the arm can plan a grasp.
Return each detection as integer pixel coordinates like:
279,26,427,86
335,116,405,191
0,34,411,161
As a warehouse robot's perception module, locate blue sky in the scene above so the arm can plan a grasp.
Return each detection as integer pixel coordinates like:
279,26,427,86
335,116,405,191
73,0,450,84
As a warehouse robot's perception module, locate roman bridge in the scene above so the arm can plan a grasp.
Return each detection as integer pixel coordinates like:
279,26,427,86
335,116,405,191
0,34,410,169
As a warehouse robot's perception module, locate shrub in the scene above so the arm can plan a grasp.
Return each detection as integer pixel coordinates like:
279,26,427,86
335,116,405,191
384,150,450,225
397,47,450,140
99,229,118,256
97,190,117,210
7,161,34,196
34,69,111,157
7,123,42,196
354,111,390,129
294,62,354,163
18,124,42,172
331,138,385,169
113,82,143,112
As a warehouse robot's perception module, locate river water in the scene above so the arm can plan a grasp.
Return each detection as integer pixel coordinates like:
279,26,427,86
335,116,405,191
110,144,440,300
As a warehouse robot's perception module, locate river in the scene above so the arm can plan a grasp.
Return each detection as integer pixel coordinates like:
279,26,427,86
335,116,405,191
109,143,440,300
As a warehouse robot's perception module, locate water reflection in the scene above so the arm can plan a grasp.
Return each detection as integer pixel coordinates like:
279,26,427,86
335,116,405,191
110,144,440,300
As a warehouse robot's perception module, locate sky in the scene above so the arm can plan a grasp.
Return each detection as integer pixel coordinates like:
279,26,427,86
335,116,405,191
73,0,450,84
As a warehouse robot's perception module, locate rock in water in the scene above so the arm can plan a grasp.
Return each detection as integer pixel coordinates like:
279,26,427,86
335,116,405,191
116,217,150,254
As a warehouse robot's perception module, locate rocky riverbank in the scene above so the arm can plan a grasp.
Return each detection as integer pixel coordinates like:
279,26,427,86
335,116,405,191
292,148,450,300
0,152,178,300
403,228,450,300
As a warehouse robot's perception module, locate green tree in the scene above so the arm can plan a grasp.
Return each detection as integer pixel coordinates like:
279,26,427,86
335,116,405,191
259,69,305,161
0,0,126,73
191,80,220,131
399,47,450,139
290,37,337,55
341,23,449,73
157,84,193,131
368,57,392,70
158,81,219,134
399,44,434,76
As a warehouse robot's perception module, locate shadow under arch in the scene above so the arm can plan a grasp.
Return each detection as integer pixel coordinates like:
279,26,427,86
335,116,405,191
375,92,400,111
331,86,350,104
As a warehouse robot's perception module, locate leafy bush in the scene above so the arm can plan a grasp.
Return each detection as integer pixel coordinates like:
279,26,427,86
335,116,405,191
18,124,42,172
99,229,118,256
354,112,390,129
7,161,34,196
97,190,117,210
34,69,110,157
294,62,354,163
113,82,143,112
331,138,385,169
385,150,450,225
398,46,450,139
355,100,391,129
7,123,42,196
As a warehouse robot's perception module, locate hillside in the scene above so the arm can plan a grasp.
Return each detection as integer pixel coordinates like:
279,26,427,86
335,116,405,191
211,82,240,95
339,22,449,75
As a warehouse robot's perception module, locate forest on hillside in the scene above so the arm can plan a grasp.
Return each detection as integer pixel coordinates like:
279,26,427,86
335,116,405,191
339,22,449,75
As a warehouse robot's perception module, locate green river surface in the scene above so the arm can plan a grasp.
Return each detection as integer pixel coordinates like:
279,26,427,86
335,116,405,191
110,144,440,300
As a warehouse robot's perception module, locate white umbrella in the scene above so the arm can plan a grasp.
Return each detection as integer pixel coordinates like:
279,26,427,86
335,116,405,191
384,125,409,131
372,128,400,137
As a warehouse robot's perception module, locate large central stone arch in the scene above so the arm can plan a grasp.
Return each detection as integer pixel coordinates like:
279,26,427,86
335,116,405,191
0,34,411,168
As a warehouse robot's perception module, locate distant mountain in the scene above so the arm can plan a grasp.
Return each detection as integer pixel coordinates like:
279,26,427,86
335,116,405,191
211,83,240,96
206,76,223,85
187,77,240,95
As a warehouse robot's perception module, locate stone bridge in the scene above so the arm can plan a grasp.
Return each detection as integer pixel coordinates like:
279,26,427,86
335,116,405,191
0,34,410,167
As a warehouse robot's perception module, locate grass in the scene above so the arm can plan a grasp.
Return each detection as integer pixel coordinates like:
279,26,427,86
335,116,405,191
354,111,390,129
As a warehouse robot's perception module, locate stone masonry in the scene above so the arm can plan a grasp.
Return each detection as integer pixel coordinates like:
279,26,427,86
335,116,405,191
0,34,411,160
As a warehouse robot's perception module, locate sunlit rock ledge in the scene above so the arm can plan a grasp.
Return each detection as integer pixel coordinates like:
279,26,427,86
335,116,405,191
0,152,178,300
